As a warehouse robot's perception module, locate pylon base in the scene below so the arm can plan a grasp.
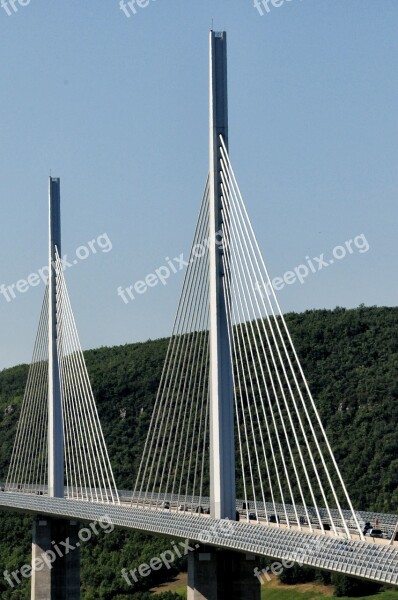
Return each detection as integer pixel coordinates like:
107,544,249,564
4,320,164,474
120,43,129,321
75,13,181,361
188,547,261,600
31,517,80,600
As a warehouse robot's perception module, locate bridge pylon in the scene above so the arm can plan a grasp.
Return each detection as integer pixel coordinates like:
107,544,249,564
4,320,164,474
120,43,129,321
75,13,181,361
48,177,64,500
208,29,236,523
132,26,368,600
5,176,119,598
188,30,261,600
31,178,81,600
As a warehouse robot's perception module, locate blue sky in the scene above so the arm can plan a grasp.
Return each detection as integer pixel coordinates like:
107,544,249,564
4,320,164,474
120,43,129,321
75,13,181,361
0,0,397,370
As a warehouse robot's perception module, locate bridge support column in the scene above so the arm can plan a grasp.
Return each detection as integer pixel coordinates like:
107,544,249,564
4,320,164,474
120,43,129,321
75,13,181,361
188,547,260,600
31,517,80,600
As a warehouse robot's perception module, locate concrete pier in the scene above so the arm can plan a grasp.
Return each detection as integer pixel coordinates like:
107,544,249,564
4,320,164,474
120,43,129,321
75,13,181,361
188,547,261,600
31,517,80,599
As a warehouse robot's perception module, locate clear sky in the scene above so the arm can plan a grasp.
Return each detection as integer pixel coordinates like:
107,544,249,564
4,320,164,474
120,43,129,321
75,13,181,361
0,0,397,371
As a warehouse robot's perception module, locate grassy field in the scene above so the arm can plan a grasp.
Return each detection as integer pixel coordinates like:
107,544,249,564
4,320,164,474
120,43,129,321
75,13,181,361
152,572,398,600
260,582,398,600
151,572,187,596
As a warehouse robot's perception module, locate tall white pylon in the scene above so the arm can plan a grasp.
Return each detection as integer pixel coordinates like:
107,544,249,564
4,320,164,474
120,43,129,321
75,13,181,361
6,178,119,504
133,30,363,539
209,30,236,521
48,177,64,498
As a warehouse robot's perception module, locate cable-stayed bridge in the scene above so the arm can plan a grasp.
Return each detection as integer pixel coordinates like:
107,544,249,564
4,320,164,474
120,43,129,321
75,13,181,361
0,31,397,599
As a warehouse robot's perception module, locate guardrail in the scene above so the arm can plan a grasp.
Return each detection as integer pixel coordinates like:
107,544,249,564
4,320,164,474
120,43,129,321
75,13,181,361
2,483,397,541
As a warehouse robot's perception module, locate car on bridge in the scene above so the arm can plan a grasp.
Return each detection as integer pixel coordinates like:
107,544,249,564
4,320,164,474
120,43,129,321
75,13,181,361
368,528,383,539
268,514,280,524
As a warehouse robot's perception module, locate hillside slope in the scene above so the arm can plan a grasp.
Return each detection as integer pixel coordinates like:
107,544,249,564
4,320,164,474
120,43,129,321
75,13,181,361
0,306,397,598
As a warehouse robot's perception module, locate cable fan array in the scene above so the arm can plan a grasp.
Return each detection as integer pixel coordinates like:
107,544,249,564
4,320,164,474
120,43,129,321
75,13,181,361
133,181,211,511
6,252,119,504
133,137,363,539
55,249,119,503
7,140,363,533
219,135,362,537
6,288,49,493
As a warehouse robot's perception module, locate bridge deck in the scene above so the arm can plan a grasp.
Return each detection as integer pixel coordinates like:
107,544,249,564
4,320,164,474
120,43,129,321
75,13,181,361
0,492,397,587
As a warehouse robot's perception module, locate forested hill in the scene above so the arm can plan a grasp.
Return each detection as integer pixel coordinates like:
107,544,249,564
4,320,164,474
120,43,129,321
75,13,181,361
0,306,397,599
1,306,398,512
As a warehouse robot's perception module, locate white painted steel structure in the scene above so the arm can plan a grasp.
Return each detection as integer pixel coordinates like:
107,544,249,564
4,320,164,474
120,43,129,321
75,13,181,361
209,30,236,522
48,177,64,499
